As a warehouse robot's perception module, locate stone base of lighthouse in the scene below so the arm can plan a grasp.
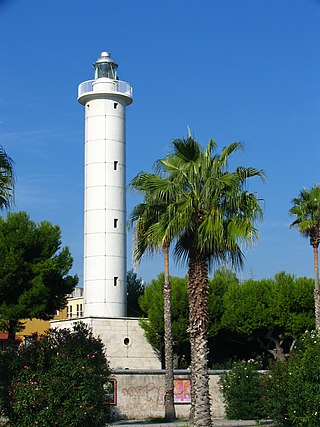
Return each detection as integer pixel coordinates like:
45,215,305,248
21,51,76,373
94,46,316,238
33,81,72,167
51,317,161,370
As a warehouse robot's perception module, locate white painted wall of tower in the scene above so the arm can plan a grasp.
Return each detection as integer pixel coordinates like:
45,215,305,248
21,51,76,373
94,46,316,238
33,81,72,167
78,53,132,318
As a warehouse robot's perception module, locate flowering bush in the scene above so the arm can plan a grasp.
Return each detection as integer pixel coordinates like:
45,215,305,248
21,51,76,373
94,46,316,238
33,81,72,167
219,360,267,420
261,361,291,426
265,331,320,427
218,332,320,425
0,323,111,427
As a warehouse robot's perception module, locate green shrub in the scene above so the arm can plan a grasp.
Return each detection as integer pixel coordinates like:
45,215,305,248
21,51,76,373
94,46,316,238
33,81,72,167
219,360,266,420
219,332,320,425
0,323,111,427
261,361,291,426
265,331,320,427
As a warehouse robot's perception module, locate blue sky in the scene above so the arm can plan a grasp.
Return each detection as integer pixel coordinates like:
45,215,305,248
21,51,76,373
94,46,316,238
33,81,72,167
0,0,319,285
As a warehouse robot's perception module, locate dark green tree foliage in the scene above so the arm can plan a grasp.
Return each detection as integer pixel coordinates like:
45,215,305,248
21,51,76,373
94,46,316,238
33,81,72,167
207,268,239,337
0,323,112,427
140,269,237,367
127,269,145,317
221,272,314,361
140,270,314,367
207,269,243,367
139,274,189,367
0,211,78,339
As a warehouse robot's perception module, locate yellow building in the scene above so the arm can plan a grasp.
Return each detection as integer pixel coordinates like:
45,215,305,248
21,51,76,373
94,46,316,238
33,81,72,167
14,288,84,341
64,288,84,320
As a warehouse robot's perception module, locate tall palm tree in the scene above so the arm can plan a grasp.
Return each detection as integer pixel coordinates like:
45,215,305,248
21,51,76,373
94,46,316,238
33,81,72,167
129,185,177,420
132,137,264,427
0,145,14,209
289,185,320,329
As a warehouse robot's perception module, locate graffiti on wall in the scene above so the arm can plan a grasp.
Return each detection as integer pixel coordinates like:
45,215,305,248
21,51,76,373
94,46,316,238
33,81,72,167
121,382,165,418
122,382,165,401
119,378,192,418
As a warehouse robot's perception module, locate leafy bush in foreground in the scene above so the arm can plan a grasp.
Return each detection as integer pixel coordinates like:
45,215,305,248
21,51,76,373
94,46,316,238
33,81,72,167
221,332,320,426
267,331,320,426
219,360,266,420
0,323,111,427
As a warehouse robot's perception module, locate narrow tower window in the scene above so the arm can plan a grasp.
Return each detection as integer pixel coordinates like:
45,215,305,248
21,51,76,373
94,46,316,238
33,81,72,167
114,102,118,109
114,277,118,286
114,218,118,228
114,161,118,170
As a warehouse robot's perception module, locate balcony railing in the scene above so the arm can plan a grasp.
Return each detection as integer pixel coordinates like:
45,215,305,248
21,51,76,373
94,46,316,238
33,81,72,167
78,79,132,99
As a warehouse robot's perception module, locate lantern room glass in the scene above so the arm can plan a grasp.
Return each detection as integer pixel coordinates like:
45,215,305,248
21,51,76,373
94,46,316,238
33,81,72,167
95,62,118,79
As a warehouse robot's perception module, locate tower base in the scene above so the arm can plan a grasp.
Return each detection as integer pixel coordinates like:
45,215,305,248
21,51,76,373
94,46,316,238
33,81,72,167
50,316,161,370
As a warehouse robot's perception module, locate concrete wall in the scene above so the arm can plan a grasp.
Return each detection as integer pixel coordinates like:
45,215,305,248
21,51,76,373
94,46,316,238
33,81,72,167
111,370,226,421
51,317,161,370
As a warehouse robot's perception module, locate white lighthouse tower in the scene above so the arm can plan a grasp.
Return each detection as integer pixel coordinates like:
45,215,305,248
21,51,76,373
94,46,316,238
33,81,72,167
78,52,132,317
52,52,159,369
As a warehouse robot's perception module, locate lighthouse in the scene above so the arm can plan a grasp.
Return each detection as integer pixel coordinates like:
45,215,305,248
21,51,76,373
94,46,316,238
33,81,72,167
52,51,159,370
78,52,133,317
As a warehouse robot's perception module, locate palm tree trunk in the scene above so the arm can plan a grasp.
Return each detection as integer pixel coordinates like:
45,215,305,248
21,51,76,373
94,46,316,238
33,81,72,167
188,249,212,427
314,245,319,291
163,244,176,420
189,336,196,425
314,245,320,329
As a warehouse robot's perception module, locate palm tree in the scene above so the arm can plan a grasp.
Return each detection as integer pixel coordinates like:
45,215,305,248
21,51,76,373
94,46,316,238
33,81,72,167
289,185,320,329
166,138,263,426
0,145,14,209
129,185,177,420
132,137,264,427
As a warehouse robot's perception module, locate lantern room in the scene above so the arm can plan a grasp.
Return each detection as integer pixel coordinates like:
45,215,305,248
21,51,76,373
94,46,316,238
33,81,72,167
94,51,118,80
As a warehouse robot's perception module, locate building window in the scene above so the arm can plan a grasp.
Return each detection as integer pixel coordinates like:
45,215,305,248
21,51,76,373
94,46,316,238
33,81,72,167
67,305,73,319
114,102,118,109
114,161,118,170
114,277,118,286
76,304,83,318
114,218,118,228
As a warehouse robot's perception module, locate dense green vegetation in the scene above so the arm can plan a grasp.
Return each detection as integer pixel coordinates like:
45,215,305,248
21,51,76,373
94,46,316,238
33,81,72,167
0,211,78,340
219,360,266,420
139,269,314,368
220,331,320,426
126,269,145,317
0,323,112,427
